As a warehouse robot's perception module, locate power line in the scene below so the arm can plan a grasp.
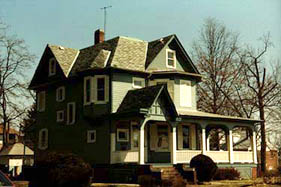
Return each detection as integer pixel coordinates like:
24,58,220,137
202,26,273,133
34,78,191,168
101,5,112,40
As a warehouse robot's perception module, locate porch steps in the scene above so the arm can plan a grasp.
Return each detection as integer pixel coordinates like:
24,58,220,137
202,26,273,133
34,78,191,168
150,166,188,187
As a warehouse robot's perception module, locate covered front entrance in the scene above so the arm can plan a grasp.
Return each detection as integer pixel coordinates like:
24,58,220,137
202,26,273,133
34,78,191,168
147,123,171,163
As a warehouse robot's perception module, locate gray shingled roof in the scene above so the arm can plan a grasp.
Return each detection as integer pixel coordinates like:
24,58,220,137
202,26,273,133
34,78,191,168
70,36,148,75
48,44,79,76
117,85,164,113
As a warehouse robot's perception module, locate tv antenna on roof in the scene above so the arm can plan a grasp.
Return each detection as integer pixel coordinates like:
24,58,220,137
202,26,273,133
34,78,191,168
101,5,112,39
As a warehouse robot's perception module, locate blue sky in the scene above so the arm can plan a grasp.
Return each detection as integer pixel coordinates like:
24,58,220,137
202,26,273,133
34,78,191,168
1,0,280,78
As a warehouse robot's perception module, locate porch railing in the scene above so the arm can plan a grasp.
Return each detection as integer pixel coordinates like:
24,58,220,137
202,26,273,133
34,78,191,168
112,151,139,163
206,151,229,163
233,151,253,163
176,150,201,163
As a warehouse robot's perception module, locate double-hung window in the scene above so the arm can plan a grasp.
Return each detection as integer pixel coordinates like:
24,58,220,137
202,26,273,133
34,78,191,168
56,87,65,102
38,128,48,150
94,75,108,103
87,130,96,143
49,58,56,76
37,91,46,112
97,77,105,101
56,110,64,122
84,77,92,105
166,49,176,68
67,102,76,125
117,129,129,142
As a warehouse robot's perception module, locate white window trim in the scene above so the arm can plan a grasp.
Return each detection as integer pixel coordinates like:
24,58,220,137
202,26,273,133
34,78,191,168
166,49,176,69
84,76,93,105
56,110,64,122
131,122,139,150
49,58,56,76
117,128,129,142
67,102,76,125
38,128,48,150
87,130,96,143
37,91,46,112
132,77,145,89
56,86,65,102
94,75,109,104
180,80,192,107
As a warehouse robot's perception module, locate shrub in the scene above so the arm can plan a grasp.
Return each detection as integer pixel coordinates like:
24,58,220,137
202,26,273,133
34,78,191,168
31,152,92,187
213,168,240,180
190,154,217,182
264,169,280,178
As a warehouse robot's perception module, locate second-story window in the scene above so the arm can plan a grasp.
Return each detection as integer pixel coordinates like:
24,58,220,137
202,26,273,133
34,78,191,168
67,102,76,125
49,58,56,76
97,77,105,101
166,49,176,68
84,77,92,105
56,87,65,102
37,91,46,112
94,75,108,103
38,128,48,150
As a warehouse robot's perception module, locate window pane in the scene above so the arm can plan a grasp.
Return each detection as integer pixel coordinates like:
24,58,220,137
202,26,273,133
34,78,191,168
183,126,190,149
97,78,105,101
168,52,174,59
168,59,174,66
119,131,126,139
134,80,142,87
90,132,95,141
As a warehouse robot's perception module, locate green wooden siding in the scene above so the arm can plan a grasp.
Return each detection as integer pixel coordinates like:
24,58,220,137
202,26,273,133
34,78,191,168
35,76,111,165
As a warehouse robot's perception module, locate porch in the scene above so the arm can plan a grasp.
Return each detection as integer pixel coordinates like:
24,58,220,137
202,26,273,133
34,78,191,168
110,115,258,165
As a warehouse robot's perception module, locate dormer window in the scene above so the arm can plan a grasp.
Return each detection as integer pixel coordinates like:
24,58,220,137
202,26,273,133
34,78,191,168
49,58,56,76
166,49,176,68
132,77,145,89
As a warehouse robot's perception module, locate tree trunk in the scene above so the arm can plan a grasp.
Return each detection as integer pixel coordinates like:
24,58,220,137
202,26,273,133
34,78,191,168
259,102,266,173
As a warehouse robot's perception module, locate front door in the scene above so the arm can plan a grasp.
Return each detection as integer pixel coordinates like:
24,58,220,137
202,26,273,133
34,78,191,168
148,123,171,163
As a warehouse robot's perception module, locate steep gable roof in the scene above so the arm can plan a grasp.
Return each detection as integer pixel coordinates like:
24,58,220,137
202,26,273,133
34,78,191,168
48,44,79,76
0,143,33,156
145,35,174,68
117,84,178,119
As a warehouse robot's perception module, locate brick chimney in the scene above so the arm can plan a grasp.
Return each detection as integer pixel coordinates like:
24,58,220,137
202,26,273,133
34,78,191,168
94,29,104,44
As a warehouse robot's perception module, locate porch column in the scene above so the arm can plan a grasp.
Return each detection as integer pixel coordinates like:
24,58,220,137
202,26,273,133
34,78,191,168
139,124,145,165
228,129,234,164
252,131,258,164
206,136,210,151
202,128,206,155
171,126,177,164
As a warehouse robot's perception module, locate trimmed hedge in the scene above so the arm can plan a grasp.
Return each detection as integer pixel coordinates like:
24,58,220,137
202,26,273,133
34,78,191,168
190,154,217,182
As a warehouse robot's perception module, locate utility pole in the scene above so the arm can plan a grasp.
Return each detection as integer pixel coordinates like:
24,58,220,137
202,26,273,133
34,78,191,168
101,5,112,39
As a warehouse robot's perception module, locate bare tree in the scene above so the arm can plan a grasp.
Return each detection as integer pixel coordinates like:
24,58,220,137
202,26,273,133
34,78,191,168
0,21,35,147
192,18,244,116
239,34,281,173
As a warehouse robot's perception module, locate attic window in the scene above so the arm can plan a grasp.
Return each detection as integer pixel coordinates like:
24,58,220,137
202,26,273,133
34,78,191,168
166,49,176,68
49,58,56,76
132,77,145,89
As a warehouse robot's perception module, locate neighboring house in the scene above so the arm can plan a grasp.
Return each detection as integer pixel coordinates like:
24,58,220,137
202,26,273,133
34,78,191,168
29,29,260,179
0,127,20,149
0,143,34,177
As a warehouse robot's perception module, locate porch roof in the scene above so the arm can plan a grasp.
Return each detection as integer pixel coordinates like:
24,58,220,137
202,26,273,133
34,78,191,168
179,110,261,123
